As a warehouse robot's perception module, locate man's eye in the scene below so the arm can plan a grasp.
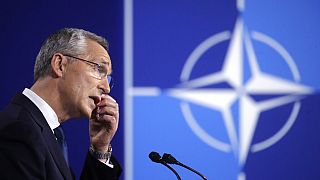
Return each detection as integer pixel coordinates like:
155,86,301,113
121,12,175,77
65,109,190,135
96,65,103,72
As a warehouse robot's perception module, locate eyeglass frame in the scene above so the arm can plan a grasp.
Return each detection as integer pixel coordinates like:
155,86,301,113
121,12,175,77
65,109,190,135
62,54,114,89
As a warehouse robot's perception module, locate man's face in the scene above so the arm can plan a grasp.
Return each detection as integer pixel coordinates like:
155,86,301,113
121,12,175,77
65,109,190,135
59,40,112,119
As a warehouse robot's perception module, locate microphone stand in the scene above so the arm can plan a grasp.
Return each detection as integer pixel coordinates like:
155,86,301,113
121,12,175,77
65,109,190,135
149,151,181,180
162,153,207,180
161,162,181,180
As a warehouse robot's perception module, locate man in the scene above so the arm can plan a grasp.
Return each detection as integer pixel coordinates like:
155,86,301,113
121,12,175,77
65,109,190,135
0,28,122,179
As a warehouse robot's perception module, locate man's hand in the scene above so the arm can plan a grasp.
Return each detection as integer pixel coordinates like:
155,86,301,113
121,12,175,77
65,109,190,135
89,94,119,152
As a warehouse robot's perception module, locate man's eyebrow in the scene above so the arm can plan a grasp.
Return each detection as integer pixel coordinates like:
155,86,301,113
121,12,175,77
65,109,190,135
98,60,110,66
99,60,112,74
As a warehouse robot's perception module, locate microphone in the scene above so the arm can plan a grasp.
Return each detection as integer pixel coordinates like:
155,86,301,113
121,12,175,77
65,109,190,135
149,151,181,180
162,153,207,180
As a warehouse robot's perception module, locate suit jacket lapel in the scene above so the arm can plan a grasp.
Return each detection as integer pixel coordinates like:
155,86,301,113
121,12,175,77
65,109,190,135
12,94,73,180
43,125,73,180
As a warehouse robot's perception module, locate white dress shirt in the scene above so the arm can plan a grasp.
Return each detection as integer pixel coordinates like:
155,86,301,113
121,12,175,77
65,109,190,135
23,88,60,133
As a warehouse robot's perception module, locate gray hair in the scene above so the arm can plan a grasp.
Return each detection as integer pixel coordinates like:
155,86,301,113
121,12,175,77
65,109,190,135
34,28,109,81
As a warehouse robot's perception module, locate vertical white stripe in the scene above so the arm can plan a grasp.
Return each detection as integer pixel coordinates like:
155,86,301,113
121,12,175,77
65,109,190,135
124,0,133,179
237,0,245,12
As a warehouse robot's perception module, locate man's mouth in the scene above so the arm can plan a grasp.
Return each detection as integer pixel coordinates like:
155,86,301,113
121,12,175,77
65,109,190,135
89,96,102,118
89,96,101,106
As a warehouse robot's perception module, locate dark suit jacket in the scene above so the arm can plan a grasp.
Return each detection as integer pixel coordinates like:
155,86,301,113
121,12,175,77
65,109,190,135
0,94,122,180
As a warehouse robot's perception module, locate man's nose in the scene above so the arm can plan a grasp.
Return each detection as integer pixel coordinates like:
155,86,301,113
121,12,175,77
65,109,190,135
98,77,110,94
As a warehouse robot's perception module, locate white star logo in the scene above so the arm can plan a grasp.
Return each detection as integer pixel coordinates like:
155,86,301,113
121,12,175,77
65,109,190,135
168,18,313,166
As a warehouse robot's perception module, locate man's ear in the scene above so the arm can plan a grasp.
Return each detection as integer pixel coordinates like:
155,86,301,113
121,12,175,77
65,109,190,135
51,53,68,78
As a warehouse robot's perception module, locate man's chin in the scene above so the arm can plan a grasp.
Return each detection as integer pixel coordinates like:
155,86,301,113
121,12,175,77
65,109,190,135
86,101,97,119
78,106,95,119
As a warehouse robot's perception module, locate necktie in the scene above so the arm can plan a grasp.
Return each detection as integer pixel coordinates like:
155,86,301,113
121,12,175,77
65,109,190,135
53,126,69,166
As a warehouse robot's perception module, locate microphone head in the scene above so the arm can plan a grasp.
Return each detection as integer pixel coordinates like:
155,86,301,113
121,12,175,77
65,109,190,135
149,151,162,163
162,153,179,164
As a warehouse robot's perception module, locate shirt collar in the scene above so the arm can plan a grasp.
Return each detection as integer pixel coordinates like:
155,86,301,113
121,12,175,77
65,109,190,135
22,88,60,132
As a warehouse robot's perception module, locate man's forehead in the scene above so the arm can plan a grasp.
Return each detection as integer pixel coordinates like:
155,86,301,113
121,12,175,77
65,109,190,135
85,40,112,65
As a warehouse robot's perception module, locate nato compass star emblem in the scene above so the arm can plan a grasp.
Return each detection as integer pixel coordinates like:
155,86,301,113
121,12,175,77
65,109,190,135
167,16,313,178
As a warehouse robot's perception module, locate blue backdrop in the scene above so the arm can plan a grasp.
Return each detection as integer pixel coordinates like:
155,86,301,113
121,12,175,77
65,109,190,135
125,0,320,179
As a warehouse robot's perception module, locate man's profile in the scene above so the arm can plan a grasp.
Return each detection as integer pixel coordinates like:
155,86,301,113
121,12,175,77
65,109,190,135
0,28,122,179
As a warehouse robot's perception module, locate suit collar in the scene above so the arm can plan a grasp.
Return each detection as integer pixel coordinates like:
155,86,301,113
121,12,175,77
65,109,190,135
12,93,73,180
22,88,60,131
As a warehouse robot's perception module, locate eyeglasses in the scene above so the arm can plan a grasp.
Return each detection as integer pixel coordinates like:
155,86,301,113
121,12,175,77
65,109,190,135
63,54,114,89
